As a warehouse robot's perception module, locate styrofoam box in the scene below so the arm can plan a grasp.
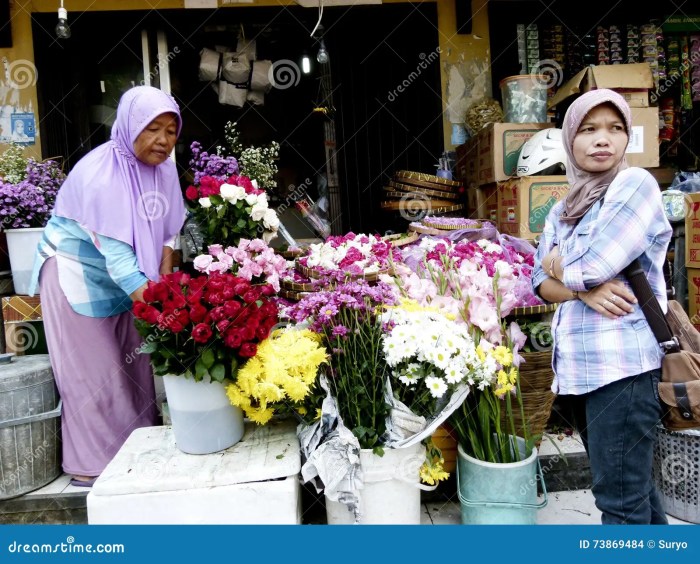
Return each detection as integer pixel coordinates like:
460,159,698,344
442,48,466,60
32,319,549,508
87,420,301,524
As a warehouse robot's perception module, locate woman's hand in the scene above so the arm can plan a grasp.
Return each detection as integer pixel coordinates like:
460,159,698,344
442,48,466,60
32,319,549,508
542,246,561,280
130,283,148,303
578,280,637,319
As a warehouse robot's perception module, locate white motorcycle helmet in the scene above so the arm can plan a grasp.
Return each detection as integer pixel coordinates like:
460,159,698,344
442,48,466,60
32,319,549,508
517,128,567,176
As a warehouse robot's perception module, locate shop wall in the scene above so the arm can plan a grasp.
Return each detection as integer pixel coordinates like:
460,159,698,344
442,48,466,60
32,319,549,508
0,0,40,160
437,0,491,151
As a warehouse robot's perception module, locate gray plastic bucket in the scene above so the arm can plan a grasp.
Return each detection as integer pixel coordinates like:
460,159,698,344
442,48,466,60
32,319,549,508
0,354,62,499
457,437,547,524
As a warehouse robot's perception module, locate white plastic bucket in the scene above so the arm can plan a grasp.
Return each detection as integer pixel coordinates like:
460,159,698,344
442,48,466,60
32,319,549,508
499,75,548,123
325,442,428,524
5,228,44,295
162,374,244,455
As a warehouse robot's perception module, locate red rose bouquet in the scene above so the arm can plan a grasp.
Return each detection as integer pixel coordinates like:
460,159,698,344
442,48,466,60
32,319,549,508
133,271,280,382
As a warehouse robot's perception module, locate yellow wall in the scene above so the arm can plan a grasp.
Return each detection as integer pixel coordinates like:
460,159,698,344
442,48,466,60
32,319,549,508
9,0,490,158
0,0,41,159
437,0,491,150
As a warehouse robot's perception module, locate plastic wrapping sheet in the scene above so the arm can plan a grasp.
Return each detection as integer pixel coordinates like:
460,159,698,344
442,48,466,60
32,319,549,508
382,377,470,450
298,375,364,520
198,48,220,81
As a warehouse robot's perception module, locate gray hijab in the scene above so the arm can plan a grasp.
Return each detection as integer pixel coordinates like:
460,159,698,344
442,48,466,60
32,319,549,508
560,88,632,224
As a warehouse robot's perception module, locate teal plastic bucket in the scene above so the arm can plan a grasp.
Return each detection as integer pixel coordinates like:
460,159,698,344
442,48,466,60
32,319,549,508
457,437,547,524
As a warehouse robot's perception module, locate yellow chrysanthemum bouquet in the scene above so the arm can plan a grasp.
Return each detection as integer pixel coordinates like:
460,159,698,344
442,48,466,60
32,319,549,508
225,328,328,425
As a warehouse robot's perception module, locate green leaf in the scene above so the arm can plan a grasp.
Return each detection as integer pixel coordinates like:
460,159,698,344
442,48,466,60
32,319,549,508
139,341,158,354
210,195,223,206
237,218,246,228
210,363,226,382
194,358,209,380
201,348,215,368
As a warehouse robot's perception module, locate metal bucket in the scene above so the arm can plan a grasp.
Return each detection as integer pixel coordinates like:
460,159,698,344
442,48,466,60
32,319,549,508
0,354,62,499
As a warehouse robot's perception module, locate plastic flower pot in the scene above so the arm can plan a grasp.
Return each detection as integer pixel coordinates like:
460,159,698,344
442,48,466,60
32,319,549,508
162,374,244,455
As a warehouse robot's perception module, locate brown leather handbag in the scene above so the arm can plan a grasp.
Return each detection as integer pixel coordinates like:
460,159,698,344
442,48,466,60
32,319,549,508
624,260,700,430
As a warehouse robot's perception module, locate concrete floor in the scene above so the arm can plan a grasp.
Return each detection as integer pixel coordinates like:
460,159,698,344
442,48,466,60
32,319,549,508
422,490,694,525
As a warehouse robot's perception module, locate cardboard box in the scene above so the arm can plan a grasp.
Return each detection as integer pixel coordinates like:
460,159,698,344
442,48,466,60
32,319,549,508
549,63,654,108
687,268,700,329
476,122,554,184
625,107,660,168
497,176,569,240
2,295,41,322
473,184,498,222
685,193,700,269
455,140,478,187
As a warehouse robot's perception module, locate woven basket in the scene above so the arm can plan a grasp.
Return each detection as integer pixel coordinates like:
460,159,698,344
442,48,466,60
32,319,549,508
500,350,556,444
382,232,419,248
295,260,388,282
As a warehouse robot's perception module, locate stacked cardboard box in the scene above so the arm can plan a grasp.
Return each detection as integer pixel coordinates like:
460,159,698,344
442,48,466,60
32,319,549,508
549,62,659,168
454,123,569,240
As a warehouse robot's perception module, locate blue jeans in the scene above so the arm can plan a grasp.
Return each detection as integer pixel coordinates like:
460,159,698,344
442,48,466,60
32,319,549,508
563,369,668,525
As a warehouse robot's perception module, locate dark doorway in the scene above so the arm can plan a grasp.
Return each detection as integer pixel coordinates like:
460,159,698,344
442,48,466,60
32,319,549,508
32,4,442,235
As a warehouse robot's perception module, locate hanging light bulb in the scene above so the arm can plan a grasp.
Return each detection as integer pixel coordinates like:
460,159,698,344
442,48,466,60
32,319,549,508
316,40,329,65
55,1,71,39
301,52,311,74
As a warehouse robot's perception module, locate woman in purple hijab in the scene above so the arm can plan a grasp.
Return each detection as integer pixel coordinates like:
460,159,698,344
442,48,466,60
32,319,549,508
532,89,672,524
30,86,186,486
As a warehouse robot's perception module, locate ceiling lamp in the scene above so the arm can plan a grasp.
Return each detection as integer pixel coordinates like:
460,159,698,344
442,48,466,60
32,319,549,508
55,1,71,39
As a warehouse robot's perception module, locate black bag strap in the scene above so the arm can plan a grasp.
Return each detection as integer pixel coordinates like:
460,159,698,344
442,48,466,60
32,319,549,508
622,259,679,351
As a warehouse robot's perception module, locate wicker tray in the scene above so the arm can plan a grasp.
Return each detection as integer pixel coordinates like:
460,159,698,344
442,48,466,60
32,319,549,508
509,303,559,317
382,232,419,247
295,260,388,282
421,218,482,231
380,199,458,211
386,180,461,201
395,169,461,189
281,277,317,292
278,289,311,302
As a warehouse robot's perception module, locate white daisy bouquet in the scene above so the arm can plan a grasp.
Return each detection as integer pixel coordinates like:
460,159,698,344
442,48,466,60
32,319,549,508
380,300,499,420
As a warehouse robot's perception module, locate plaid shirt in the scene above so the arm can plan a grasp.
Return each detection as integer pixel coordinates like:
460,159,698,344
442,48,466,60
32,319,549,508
532,167,672,395
28,215,148,318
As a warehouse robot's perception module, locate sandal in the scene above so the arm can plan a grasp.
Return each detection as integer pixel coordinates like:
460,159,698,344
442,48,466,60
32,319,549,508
69,476,97,487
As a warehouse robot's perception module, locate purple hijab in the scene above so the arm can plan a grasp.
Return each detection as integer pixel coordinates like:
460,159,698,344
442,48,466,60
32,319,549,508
560,88,632,224
54,86,185,281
